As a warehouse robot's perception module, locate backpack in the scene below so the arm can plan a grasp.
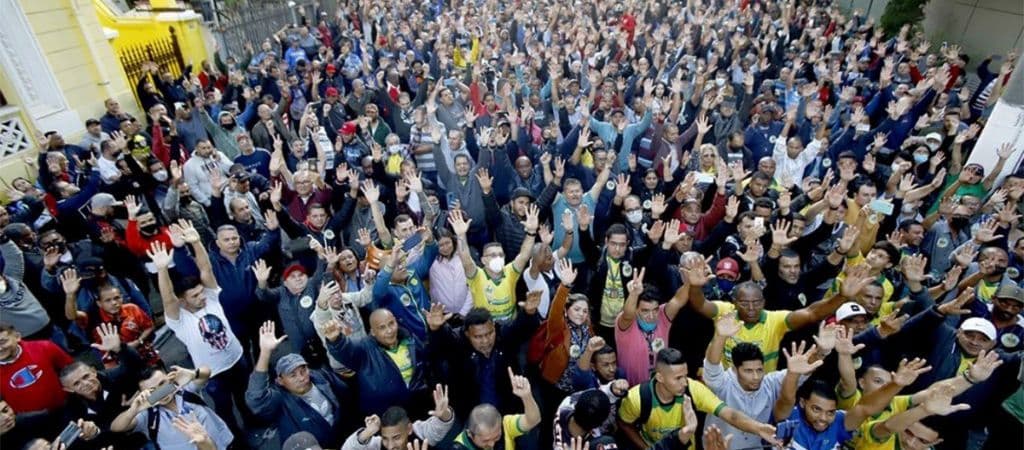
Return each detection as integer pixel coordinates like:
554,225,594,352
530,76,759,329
146,390,207,450
634,380,689,426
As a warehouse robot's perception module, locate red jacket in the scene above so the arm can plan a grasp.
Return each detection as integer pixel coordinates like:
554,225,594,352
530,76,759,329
125,219,173,258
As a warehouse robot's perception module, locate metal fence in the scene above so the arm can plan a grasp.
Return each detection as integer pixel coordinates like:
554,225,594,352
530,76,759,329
118,27,186,103
194,0,337,59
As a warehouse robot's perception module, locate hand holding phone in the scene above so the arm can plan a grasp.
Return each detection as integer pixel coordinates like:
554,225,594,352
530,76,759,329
57,421,82,448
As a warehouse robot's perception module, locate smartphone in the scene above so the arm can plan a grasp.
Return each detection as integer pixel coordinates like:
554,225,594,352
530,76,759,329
695,172,715,184
147,383,178,405
870,199,895,216
57,422,82,448
443,78,456,87
402,232,423,252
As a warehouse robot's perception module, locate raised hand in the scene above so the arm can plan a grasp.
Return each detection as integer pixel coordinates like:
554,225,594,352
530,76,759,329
174,219,201,244
938,287,975,315
360,180,380,203
576,204,592,230
681,256,711,287
974,218,1004,243
703,424,734,450
475,168,494,194
921,383,971,416
836,225,860,255
258,321,287,354
60,268,81,295
251,260,273,286
627,267,646,296
146,242,174,270
428,383,451,420
901,254,928,284
423,303,453,331
715,312,741,337
124,194,141,220
508,367,532,398
770,219,797,247
320,318,351,342
519,290,543,315
447,209,472,236
892,357,932,386
835,324,867,354
523,204,540,234
555,258,577,286
784,341,825,375
813,322,839,355
840,264,873,299
967,349,1004,383
586,336,606,354
869,306,905,336
171,415,212,446
91,322,122,353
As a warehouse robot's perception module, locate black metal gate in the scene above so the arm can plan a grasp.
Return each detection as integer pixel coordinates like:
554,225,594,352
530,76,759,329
118,26,186,106
198,0,337,58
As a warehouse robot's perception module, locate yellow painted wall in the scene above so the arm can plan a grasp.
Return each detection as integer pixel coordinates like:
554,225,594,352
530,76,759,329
93,0,212,79
1,0,139,188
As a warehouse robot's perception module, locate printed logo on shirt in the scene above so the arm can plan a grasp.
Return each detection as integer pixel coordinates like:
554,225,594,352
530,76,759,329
1001,333,1020,349
198,314,230,350
9,365,43,388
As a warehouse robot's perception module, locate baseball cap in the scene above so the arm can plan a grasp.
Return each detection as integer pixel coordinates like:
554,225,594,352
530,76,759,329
340,121,357,135
511,187,534,202
282,431,322,450
960,317,997,340
76,256,104,272
275,353,308,377
835,302,867,322
715,258,740,279
325,86,339,97
90,193,121,210
924,132,943,143
964,163,985,177
282,263,307,280
995,283,1024,304
85,118,101,127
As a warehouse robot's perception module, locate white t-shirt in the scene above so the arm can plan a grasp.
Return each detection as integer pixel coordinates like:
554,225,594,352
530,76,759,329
165,287,243,376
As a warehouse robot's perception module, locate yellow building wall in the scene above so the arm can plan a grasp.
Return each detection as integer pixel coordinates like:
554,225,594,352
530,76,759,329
93,0,212,80
0,0,211,190
0,0,139,191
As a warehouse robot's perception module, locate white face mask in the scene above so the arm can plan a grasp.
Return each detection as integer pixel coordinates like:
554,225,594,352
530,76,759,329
855,123,870,132
890,162,902,173
715,78,726,87
626,210,643,224
487,257,505,273
153,170,169,182
388,144,403,154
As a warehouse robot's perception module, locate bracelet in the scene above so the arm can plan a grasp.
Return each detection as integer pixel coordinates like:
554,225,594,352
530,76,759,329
565,230,575,235
525,231,538,237
962,370,977,385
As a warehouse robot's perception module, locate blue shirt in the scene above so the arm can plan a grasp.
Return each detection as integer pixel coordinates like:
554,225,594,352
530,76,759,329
775,407,853,450
551,192,597,264
234,148,272,179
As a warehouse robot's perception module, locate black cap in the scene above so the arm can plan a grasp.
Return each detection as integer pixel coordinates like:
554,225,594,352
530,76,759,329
511,187,535,201
85,118,101,127
76,256,104,271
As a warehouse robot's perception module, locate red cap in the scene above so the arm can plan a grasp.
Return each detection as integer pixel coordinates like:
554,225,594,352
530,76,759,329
283,263,307,279
716,257,740,279
340,121,357,135
325,86,339,97
326,63,337,72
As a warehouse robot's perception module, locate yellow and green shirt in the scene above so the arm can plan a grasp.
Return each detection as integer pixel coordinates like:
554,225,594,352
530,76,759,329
600,258,626,328
618,379,725,449
453,414,527,449
469,265,521,321
712,301,792,371
843,395,913,450
384,340,414,386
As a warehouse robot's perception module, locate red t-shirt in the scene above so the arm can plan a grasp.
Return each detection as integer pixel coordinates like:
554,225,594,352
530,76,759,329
0,340,73,413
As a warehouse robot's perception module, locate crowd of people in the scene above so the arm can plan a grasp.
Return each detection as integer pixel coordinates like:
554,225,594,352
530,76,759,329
1,0,1022,448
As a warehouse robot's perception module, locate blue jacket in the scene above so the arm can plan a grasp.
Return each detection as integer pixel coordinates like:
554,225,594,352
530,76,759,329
245,366,351,445
326,332,428,415
372,242,439,341
208,230,279,334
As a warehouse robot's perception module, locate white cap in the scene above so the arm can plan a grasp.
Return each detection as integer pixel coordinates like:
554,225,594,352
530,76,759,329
960,317,997,340
835,302,867,322
925,132,943,142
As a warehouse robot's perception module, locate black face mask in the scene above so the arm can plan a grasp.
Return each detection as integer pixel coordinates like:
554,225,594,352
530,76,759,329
950,216,971,230
139,223,159,236
990,265,1008,276
222,122,237,131
180,194,193,204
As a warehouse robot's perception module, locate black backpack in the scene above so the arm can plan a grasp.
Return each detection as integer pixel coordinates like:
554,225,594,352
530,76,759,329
146,390,207,450
634,380,689,426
